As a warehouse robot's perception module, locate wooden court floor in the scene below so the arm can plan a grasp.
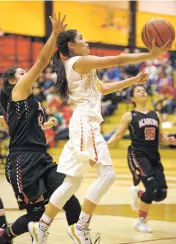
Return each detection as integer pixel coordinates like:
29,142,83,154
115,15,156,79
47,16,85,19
0,144,176,244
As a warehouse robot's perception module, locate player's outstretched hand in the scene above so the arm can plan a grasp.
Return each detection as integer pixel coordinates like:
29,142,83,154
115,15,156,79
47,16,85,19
150,39,172,57
168,136,176,145
49,12,67,35
135,70,149,85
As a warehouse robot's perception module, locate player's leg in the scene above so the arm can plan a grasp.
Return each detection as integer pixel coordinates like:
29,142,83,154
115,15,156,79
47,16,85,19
28,175,82,244
128,147,154,233
63,195,81,226
1,171,46,243
127,147,141,211
134,162,167,233
28,140,84,243
0,199,45,243
42,162,81,226
68,163,115,244
68,122,116,244
154,163,168,202
1,153,46,243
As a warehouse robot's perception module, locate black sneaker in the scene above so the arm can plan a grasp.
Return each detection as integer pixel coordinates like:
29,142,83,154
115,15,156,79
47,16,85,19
0,226,13,244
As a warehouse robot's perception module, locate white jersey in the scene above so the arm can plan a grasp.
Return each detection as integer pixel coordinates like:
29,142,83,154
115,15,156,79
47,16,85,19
57,56,112,177
64,56,103,123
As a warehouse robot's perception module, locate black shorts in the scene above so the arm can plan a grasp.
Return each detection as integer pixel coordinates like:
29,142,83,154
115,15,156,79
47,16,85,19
127,146,167,188
5,150,65,210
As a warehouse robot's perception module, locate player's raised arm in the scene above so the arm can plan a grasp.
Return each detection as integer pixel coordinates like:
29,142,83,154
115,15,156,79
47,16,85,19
12,12,67,101
74,39,172,74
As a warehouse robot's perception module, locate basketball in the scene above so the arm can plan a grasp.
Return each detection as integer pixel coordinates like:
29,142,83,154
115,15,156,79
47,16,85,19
141,19,175,49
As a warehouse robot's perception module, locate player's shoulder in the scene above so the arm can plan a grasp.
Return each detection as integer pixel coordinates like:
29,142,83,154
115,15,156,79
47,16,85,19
148,110,160,117
122,111,132,122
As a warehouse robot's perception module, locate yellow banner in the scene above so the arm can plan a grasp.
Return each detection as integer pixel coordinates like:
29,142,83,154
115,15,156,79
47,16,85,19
0,1,45,36
54,1,129,46
137,11,176,50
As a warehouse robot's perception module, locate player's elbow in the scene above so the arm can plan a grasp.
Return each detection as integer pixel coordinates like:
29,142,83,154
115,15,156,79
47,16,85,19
100,83,112,95
101,89,109,95
99,83,108,95
37,56,49,66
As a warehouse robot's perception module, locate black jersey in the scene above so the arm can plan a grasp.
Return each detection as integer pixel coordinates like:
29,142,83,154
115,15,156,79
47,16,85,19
129,110,160,148
7,94,46,150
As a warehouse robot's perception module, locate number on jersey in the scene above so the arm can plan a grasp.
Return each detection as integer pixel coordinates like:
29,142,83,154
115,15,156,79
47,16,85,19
144,127,156,140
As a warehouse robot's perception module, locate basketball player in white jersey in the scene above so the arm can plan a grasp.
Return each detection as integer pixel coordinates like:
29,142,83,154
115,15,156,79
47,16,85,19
28,30,172,244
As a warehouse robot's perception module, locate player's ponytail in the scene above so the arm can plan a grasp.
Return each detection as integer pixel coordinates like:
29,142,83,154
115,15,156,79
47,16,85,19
53,49,68,100
53,29,77,100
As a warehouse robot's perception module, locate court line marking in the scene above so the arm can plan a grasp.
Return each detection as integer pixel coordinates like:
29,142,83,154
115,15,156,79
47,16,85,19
118,236,176,244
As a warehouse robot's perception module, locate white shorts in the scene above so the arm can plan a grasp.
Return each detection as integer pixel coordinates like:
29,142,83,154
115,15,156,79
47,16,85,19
57,115,112,177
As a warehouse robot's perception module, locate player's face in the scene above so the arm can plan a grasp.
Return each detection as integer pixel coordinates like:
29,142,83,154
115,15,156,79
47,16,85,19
15,68,26,82
132,86,148,103
8,68,26,86
71,32,89,56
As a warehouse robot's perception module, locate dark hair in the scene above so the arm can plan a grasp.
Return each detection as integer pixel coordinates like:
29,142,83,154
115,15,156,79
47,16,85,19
53,30,77,99
129,84,146,98
129,84,147,107
0,66,18,115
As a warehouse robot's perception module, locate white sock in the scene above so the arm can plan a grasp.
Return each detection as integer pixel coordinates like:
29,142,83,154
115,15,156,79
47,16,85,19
39,214,52,231
76,211,91,230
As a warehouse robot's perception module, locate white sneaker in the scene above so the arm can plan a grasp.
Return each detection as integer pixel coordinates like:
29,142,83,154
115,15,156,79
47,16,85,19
133,217,153,233
129,186,139,211
28,222,48,244
68,224,91,244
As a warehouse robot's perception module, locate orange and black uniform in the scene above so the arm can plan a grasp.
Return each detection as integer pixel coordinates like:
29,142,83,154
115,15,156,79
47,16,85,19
4,94,80,222
127,110,167,204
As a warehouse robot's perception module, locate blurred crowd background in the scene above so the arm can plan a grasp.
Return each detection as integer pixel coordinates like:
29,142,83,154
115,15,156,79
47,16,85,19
0,0,176,153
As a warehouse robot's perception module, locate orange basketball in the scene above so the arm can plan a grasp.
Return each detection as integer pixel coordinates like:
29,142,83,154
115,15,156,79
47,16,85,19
141,19,175,49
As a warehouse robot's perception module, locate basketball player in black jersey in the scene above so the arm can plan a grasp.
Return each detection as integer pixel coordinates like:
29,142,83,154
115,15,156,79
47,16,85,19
108,85,176,233
0,13,81,244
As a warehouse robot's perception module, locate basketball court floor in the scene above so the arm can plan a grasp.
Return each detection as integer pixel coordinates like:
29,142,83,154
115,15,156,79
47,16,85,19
0,141,176,244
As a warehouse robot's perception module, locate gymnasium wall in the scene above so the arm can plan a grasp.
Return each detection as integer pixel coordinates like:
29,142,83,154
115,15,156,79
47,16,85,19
0,1,176,50
0,1,176,73
53,1,129,46
0,35,44,72
138,1,176,16
0,1,45,36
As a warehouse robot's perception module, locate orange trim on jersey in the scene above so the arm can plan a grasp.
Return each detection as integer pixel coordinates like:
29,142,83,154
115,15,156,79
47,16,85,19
95,80,103,93
80,119,84,152
89,121,98,162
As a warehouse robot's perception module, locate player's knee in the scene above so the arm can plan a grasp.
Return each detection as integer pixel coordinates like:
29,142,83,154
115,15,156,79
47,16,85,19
142,176,159,203
85,166,116,204
155,188,167,202
50,176,82,209
26,201,45,222
102,166,116,187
